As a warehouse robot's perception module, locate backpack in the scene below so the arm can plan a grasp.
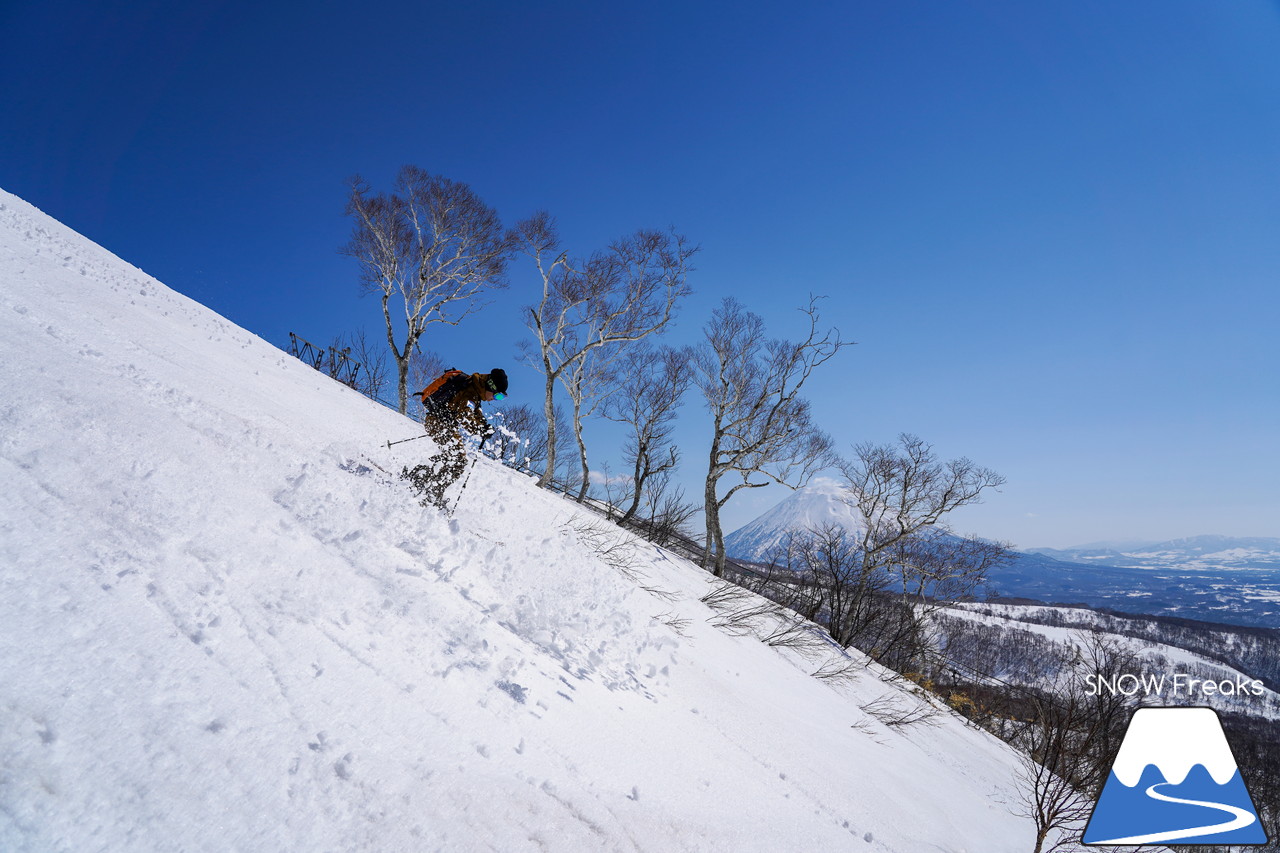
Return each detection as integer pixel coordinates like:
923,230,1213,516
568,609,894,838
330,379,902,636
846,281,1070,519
419,369,469,408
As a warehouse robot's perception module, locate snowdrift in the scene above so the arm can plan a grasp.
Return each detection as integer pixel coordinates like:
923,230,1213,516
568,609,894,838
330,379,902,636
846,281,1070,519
1,188,1039,851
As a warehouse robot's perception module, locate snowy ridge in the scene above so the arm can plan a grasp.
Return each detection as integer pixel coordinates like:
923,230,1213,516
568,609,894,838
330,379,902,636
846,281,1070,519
0,188,1043,851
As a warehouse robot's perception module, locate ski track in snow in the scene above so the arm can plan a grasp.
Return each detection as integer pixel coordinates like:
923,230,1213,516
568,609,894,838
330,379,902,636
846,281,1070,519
1,187,1072,851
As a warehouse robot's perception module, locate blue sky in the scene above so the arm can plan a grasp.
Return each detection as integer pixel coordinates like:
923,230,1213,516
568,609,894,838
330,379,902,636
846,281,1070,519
3,0,1278,548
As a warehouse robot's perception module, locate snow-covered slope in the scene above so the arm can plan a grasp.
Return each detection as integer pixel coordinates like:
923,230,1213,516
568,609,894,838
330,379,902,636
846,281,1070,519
0,188,1044,852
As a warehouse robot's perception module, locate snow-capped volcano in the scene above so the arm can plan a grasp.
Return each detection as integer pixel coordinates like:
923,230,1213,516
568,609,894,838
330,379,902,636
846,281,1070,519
723,477,865,563
0,189,1047,851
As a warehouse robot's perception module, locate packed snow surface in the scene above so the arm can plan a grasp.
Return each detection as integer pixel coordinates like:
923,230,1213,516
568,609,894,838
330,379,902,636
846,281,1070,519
0,189,1041,851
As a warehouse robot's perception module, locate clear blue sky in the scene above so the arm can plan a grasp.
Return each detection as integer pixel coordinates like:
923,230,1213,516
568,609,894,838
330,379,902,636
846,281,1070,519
3,0,1278,549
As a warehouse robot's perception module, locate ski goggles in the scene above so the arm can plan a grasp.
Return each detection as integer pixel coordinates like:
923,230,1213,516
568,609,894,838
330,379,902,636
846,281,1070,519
486,378,506,400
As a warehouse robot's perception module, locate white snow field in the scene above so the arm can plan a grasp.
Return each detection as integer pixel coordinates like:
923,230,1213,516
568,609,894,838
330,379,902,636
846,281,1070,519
1,188,1042,852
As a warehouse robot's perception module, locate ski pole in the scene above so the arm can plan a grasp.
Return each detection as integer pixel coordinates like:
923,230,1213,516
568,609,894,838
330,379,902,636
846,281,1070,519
386,433,432,449
449,454,480,515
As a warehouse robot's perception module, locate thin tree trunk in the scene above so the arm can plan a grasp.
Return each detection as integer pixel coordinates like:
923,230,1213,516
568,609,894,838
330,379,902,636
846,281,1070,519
380,291,412,416
712,509,728,577
703,473,724,576
618,443,646,524
396,356,410,415
537,369,557,488
702,426,726,573
573,401,590,502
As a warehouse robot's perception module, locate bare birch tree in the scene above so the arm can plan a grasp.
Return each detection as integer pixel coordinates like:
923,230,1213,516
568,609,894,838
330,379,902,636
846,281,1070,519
561,340,623,501
604,343,694,524
517,213,695,491
693,296,851,577
832,434,1012,668
343,166,513,414
1014,634,1136,853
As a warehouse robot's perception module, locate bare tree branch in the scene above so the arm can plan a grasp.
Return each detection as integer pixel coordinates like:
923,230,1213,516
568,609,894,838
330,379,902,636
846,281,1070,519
693,296,852,576
518,215,696,490
342,167,513,414
603,343,694,523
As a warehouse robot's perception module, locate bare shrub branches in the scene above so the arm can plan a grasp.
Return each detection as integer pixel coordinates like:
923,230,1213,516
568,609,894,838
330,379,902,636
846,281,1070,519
701,580,756,610
700,581,838,662
859,694,941,730
563,516,643,580
811,657,864,685
653,610,691,638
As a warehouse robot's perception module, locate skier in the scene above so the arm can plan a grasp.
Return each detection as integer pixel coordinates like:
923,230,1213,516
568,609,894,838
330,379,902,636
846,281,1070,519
414,368,508,508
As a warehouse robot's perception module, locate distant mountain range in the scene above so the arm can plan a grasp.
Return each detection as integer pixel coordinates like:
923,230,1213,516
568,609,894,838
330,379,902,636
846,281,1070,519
1030,536,1280,571
723,481,1280,629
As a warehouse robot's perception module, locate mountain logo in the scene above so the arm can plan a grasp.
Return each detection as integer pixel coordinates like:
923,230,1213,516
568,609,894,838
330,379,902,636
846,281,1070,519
1083,707,1268,845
